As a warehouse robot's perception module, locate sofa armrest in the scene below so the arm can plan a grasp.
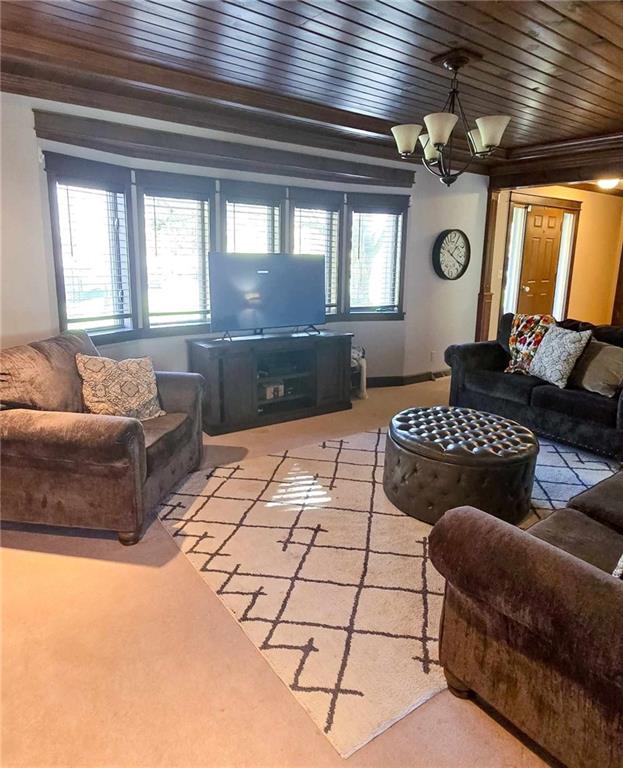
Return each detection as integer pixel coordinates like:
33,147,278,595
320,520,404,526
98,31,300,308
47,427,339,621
569,471,623,533
429,506,623,675
0,408,145,468
444,341,509,373
155,371,204,416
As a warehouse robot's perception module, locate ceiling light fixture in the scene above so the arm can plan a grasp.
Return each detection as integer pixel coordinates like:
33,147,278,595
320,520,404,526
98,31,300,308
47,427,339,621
391,50,511,187
596,178,620,190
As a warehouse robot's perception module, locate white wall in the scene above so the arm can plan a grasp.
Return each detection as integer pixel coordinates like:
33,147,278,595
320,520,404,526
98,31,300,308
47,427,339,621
0,92,488,378
0,95,58,346
403,171,488,374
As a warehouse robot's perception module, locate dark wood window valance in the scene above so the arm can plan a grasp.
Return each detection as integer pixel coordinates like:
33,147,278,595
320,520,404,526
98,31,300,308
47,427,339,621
34,111,415,188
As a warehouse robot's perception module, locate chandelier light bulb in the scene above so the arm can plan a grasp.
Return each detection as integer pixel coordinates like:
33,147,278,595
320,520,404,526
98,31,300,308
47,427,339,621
391,124,422,156
418,133,439,161
468,128,486,154
475,115,511,148
423,112,458,147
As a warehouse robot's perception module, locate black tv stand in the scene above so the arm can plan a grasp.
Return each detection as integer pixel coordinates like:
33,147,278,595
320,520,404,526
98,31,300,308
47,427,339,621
187,331,352,434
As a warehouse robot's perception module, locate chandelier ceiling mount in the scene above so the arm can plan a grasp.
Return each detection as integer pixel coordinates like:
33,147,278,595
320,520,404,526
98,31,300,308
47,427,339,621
391,50,511,187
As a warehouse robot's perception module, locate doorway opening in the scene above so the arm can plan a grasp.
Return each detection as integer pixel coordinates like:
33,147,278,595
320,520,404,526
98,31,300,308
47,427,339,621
478,180,623,342
502,195,580,321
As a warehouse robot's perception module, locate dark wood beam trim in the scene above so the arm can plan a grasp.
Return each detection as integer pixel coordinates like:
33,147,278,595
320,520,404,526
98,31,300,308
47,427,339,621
0,44,492,171
569,183,623,199
0,67,396,160
475,188,500,341
507,132,623,161
509,192,582,210
1,30,394,136
489,148,623,190
33,110,416,186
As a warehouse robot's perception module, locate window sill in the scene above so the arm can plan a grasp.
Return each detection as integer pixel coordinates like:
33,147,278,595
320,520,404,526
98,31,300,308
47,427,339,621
327,311,405,322
90,323,213,346
88,312,405,346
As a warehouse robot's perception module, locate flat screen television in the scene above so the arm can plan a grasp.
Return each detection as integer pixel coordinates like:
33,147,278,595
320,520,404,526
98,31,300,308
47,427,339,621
209,252,326,332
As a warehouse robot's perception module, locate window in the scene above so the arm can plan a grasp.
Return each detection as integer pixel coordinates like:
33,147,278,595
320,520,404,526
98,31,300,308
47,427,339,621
46,153,409,340
226,201,280,253
292,205,339,314
55,181,132,331
349,211,403,313
143,194,210,326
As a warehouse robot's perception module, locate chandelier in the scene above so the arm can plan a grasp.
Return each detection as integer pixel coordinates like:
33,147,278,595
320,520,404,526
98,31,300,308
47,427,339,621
391,50,511,187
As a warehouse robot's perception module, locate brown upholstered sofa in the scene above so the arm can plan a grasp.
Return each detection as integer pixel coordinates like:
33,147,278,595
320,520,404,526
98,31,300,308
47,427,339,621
429,471,623,768
0,331,204,544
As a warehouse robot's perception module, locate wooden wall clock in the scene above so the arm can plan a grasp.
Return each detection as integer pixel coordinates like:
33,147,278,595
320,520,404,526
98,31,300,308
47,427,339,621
432,229,471,280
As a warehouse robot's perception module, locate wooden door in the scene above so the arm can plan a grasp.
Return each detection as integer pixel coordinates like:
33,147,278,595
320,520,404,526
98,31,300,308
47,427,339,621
517,206,564,315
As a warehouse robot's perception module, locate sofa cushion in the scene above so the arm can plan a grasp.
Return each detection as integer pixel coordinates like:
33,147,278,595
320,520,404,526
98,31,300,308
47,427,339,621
464,370,545,404
568,471,623,533
497,313,514,354
76,353,165,420
0,331,99,413
592,324,623,348
143,413,193,476
531,384,617,427
505,313,556,375
529,508,623,574
529,325,592,388
560,319,623,348
569,340,623,398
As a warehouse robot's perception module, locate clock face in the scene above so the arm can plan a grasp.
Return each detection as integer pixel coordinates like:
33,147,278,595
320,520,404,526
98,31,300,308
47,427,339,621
432,229,470,280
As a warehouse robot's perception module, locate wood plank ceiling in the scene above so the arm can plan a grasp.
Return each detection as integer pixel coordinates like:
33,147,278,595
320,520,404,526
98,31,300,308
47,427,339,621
2,0,623,183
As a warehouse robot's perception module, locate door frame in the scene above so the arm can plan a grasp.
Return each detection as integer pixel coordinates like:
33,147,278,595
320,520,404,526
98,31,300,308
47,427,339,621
613,243,623,326
476,189,581,339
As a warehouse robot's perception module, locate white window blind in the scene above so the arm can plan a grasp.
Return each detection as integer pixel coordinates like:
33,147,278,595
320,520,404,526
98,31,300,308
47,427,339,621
143,195,210,326
226,200,280,253
292,206,339,314
350,211,403,312
56,182,132,331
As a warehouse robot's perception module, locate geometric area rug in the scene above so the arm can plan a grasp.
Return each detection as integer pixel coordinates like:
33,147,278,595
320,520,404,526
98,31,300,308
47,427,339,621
158,430,616,757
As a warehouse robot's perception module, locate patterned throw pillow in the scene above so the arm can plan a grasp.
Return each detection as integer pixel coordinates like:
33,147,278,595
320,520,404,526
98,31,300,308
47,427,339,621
529,326,592,389
75,354,165,420
505,314,556,374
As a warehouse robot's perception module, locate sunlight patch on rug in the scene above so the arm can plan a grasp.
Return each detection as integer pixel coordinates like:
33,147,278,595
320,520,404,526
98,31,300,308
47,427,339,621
158,430,616,756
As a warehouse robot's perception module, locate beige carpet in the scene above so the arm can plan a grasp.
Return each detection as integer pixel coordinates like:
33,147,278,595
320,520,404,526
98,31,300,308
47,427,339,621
2,382,552,767
159,428,446,757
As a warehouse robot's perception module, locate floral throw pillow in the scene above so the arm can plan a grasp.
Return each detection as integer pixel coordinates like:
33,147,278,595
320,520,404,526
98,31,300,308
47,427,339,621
505,313,556,375
76,353,165,420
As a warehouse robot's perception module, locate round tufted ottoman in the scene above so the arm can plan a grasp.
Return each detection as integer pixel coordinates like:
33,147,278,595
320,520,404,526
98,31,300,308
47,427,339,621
383,406,538,525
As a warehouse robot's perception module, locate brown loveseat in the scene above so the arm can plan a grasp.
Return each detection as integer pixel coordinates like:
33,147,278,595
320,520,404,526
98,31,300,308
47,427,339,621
0,331,204,544
429,472,623,768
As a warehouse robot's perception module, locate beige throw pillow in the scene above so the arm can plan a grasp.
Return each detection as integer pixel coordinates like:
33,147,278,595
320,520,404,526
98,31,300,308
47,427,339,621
569,340,623,398
529,325,592,389
76,353,165,420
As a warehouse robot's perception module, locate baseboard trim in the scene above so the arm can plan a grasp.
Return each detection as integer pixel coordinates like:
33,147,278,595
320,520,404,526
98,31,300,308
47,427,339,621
367,369,450,388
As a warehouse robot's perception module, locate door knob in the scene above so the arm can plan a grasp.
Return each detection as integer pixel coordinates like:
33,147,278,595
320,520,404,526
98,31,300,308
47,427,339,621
522,285,530,293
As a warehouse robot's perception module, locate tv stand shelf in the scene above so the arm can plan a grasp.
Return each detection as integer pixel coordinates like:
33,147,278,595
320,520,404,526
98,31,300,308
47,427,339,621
187,331,352,435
